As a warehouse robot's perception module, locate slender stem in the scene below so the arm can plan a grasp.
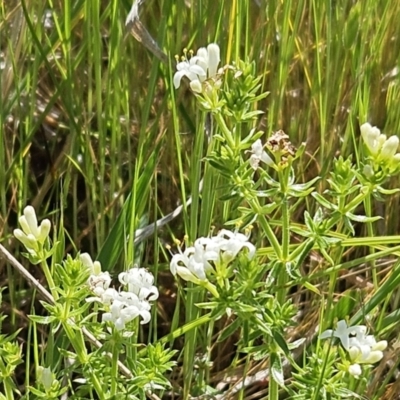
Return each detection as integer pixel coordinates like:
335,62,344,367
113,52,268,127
110,335,119,396
62,323,105,399
40,259,58,301
0,358,14,400
277,169,290,304
213,112,236,149
251,201,282,259
269,373,279,400
364,193,378,288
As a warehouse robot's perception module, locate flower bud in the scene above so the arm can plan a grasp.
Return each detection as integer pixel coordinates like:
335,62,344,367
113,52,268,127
37,219,51,244
348,363,362,377
207,43,220,78
37,366,54,390
360,123,381,155
381,135,399,160
21,206,39,237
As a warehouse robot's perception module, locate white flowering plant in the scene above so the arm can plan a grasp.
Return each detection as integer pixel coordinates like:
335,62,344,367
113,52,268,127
4,206,176,399
167,40,399,399
2,18,400,400
319,319,387,378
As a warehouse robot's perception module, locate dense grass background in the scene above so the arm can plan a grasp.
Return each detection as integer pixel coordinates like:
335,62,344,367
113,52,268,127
1,0,400,398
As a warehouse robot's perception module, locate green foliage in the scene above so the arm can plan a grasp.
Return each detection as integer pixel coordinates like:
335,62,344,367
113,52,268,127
2,0,400,398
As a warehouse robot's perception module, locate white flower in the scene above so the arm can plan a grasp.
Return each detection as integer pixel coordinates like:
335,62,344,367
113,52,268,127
216,230,256,263
196,43,220,79
360,122,400,163
86,287,119,305
360,123,383,156
174,43,220,93
14,206,51,254
119,267,159,301
319,320,366,350
321,319,387,376
102,299,133,331
170,240,217,283
249,139,274,170
80,253,111,296
101,291,152,330
86,263,158,330
88,272,112,296
348,330,387,364
170,230,255,283
174,57,206,89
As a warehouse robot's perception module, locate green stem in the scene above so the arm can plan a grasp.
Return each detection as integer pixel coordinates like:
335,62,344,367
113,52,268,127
61,322,105,399
269,374,279,400
0,358,14,400
251,200,282,259
364,193,378,288
213,112,236,149
277,169,291,304
110,336,119,397
40,259,58,301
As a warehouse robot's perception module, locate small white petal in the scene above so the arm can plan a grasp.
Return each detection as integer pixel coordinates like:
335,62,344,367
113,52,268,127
260,151,274,167
373,340,387,351
194,48,208,72
92,261,102,275
139,309,151,325
319,329,335,339
348,345,363,361
189,64,207,80
251,139,264,157
173,70,187,89
364,350,383,364
114,318,125,330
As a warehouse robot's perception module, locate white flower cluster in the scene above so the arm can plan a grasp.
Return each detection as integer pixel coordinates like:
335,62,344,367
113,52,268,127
174,43,220,93
320,319,387,377
170,229,255,284
14,206,51,257
82,254,159,331
361,122,400,174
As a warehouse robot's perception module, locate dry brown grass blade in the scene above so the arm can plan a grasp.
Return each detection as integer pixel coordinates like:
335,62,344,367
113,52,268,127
125,0,169,65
